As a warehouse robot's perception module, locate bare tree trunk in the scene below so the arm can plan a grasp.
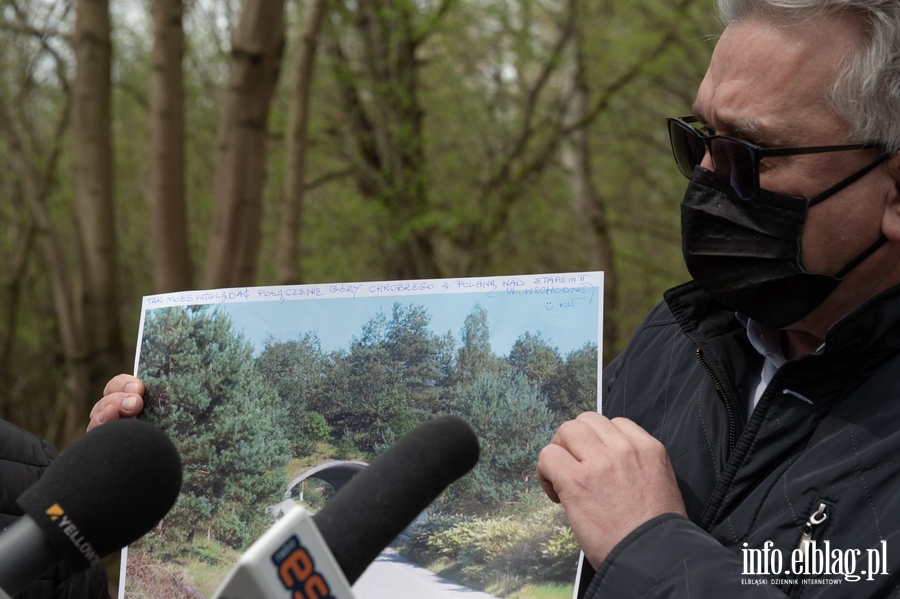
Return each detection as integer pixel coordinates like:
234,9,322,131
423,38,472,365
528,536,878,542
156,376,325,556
561,33,619,361
326,0,440,280
275,0,328,285
150,0,193,292
0,222,34,422
0,87,91,446
458,0,690,280
458,0,578,276
203,0,285,289
70,0,123,444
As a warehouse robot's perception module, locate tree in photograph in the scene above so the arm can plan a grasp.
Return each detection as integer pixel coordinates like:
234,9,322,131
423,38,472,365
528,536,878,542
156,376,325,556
325,303,449,453
508,333,599,421
508,331,563,389
255,333,332,456
447,371,555,513
554,342,598,420
326,312,405,454
137,306,290,549
383,303,451,412
455,304,504,384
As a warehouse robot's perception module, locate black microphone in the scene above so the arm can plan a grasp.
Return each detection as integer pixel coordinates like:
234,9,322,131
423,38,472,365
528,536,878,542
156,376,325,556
313,414,480,584
0,418,182,596
211,414,480,598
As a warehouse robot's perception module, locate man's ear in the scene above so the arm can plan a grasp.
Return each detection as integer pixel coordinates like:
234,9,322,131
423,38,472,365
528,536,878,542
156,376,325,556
882,154,900,241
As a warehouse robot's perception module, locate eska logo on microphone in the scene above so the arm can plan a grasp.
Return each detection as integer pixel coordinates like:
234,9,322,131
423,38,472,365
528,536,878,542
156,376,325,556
272,535,334,599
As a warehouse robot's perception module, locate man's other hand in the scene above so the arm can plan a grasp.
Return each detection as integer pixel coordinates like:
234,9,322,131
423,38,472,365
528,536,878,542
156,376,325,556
536,412,687,569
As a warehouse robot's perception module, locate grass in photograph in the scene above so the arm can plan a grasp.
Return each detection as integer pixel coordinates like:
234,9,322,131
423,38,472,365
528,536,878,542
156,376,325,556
504,583,575,599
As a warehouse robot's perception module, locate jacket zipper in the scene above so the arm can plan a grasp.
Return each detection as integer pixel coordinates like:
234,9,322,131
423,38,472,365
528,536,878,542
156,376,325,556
696,348,737,453
788,502,830,597
797,502,828,555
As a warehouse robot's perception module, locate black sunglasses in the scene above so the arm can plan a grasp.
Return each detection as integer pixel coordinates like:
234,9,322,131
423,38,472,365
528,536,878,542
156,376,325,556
667,115,885,200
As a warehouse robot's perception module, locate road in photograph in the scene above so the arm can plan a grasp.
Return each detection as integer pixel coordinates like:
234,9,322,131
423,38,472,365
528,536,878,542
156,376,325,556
354,548,500,599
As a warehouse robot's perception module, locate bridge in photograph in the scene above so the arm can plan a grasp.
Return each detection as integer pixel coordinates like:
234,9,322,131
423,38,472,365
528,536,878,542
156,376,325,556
268,459,369,517
288,459,369,495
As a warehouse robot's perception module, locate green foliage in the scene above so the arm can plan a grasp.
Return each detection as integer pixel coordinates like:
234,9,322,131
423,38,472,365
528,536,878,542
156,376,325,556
508,332,562,388
138,306,290,550
303,411,332,449
191,539,227,566
555,343,600,420
0,0,720,447
541,525,582,581
446,370,555,512
406,502,578,588
255,334,332,456
322,303,451,453
401,511,464,563
455,304,506,383
430,517,535,577
505,584,575,599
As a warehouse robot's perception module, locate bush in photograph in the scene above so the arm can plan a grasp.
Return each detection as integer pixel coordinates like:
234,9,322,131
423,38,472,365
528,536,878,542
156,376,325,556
402,511,465,564
124,547,206,599
430,517,537,579
541,524,581,582
416,507,578,588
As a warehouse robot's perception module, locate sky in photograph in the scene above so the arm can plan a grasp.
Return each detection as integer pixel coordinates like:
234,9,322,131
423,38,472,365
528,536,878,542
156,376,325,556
218,288,599,359
138,273,603,360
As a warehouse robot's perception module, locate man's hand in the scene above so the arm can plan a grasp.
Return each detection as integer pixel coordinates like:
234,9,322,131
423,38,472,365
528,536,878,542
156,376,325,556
87,374,145,432
536,412,687,569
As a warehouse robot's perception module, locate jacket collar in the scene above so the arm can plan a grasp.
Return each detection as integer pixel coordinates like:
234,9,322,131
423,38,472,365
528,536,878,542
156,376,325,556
664,281,900,407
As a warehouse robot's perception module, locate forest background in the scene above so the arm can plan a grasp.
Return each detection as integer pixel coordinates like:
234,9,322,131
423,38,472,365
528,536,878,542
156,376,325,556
0,0,719,593
0,0,718,448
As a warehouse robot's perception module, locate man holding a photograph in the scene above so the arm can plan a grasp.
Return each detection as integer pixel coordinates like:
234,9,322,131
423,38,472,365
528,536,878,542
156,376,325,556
537,0,900,596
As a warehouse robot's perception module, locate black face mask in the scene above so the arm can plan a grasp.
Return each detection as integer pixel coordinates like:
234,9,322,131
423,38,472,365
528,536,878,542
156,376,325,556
681,164,888,329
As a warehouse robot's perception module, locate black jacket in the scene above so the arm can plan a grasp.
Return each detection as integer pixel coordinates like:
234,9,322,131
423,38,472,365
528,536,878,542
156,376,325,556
582,281,900,597
0,419,109,599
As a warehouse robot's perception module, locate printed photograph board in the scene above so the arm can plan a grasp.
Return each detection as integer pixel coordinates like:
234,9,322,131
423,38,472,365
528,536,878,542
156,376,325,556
120,272,603,599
